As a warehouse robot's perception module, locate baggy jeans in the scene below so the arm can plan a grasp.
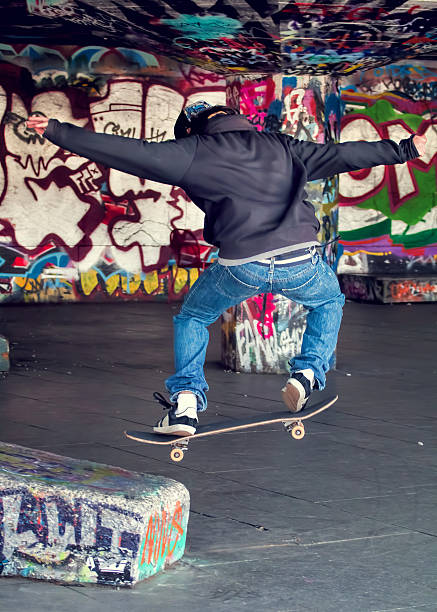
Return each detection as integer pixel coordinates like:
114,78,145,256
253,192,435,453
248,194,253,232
165,253,345,412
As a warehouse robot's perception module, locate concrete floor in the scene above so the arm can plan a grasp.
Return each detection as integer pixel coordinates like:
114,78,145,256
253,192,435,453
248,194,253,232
0,299,436,612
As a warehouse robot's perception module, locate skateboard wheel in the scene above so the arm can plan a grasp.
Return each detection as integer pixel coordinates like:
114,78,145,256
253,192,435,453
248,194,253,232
170,448,184,462
290,425,305,440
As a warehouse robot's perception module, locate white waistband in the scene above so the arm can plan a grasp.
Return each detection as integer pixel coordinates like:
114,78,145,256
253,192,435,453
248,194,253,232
257,252,313,264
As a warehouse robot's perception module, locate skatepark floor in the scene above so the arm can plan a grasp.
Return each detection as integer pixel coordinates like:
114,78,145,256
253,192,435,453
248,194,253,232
0,299,437,612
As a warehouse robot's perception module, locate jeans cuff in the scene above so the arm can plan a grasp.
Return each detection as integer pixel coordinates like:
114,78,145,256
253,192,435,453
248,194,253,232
169,389,207,412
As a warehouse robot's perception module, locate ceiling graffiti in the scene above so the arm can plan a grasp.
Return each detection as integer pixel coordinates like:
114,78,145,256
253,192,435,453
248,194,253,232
1,1,436,75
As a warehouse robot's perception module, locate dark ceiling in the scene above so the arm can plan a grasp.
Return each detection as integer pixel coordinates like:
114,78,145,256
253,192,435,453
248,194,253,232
1,0,437,75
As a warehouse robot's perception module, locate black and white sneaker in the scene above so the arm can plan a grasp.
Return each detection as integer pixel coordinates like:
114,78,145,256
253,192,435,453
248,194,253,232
153,392,198,436
281,370,314,413
153,410,198,436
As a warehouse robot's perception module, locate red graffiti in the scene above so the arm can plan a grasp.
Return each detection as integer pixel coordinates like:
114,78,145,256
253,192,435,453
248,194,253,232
139,501,185,568
247,293,276,338
389,280,437,302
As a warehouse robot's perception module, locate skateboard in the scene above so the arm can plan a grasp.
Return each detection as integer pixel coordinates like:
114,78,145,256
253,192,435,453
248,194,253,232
124,394,338,462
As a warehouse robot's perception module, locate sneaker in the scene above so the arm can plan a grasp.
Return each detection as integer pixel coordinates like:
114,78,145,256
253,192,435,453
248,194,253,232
153,410,198,436
153,391,198,436
281,370,314,413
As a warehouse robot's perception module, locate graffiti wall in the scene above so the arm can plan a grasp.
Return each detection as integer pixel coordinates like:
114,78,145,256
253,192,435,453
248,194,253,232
0,48,346,307
0,44,225,303
0,442,189,585
337,61,437,278
222,73,342,373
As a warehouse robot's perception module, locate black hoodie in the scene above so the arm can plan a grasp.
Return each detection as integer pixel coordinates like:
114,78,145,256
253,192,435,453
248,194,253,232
43,115,419,264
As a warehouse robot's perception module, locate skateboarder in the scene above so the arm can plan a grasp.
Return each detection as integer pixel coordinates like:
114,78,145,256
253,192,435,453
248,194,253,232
26,106,426,436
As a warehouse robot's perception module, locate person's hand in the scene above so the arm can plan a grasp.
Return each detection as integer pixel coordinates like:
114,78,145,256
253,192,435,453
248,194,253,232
26,115,50,135
413,134,427,156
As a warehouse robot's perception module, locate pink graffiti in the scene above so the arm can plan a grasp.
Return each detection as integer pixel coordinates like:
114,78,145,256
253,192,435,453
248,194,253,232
247,293,276,338
240,78,276,131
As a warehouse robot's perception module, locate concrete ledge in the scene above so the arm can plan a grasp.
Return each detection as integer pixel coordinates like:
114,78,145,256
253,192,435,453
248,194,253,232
340,274,437,303
0,335,9,372
0,442,190,586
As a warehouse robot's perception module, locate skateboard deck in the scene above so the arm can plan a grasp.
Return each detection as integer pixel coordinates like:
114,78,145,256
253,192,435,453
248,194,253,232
124,395,337,462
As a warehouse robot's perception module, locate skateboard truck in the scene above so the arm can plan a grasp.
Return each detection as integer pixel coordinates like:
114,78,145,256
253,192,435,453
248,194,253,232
170,440,189,462
283,418,305,440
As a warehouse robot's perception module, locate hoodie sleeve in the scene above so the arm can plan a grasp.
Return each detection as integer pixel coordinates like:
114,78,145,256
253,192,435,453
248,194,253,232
43,119,197,185
291,136,420,181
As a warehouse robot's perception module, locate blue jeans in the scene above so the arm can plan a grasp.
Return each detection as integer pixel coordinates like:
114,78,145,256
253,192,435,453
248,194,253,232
165,253,345,412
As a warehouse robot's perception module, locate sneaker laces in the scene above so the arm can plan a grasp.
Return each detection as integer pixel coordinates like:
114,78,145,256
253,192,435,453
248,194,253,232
153,391,175,411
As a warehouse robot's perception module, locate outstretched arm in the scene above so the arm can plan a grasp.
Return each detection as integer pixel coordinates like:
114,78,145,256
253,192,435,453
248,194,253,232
26,115,196,186
291,134,426,181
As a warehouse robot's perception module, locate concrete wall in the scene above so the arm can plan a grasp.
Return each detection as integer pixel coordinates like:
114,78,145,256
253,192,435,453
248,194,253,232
337,61,437,280
0,44,225,303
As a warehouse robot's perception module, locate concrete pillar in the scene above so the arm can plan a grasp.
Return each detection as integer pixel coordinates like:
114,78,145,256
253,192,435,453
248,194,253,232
0,442,189,586
221,74,341,373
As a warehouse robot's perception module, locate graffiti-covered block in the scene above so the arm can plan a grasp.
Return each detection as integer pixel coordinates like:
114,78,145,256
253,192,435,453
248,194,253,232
222,294,337,374
0,442,189,586
222,294,308,374
0,335,9,372
340,274,437,303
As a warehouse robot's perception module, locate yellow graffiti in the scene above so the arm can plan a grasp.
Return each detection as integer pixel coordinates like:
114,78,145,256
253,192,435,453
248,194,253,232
173,267,188,294
121,273,142,294
321,200,337,216
344,249,392,256
105,274,119,295
15,276,36,291
144,270,159,294
80,270,98,296
8,264,203,301
14,274,74,302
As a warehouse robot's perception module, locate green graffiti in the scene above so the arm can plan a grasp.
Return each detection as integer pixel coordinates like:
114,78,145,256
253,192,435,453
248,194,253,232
349,165,436,227
343,99,436,227
348,98,422,131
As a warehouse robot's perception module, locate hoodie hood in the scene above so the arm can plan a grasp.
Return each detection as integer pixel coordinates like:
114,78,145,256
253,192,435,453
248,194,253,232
203,114,256,135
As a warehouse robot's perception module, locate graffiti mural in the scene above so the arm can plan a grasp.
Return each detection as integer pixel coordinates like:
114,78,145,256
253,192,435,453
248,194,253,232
0,45,224,302
0,50,346,305
7,0,435,76
337,61,437,278
0,442,189,585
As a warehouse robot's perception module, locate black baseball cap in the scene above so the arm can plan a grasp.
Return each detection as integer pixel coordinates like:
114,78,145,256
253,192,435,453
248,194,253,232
174,101,239,139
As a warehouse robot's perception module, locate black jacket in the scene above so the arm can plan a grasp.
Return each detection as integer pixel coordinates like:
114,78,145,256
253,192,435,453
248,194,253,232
44,115,419,263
